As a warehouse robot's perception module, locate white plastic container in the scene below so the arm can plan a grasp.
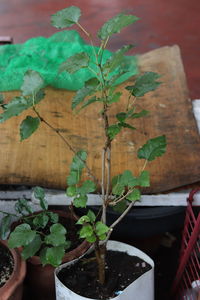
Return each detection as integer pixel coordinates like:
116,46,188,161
55,240,154,300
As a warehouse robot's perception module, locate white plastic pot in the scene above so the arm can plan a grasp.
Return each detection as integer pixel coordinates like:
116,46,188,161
55,240,154,300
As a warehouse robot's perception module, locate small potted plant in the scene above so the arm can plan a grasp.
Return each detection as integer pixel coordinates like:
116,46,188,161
0,187,89,300
0,239,26,300
0,5,167,300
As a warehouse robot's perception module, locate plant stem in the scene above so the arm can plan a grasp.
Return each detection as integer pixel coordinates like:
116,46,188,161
0,210,18,217
33,107,99,186
106,201,135,241
94,240,106,285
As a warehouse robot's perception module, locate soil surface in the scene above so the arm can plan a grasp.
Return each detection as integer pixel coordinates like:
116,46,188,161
58,250,151,299
0,243,14,288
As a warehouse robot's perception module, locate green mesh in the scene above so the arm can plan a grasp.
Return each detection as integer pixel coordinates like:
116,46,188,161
0,30,138,92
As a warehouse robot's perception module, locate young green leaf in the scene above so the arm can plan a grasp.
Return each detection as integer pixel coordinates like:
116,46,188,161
107,92,122,104
112,200,127,213
72,78,99,110
79,224,94,239
67,170,80,186
95,222,109,236
85,234,96,243
47,212,59,223
21,234,42,260
76,215,91,225
116,112,127,122
79,96,101,111
137,135,167,161
21,70,44,96
8,224,36,248
33,186,48,210
126,189,141,202
20,116,40,141
87,210,96,223
129,109,149,119
15,198,33,215
0,215,11,240
77,180,96,195
45,223,67,246
33,213,49,229
107,124,121,140
104,45,134,72
51,6,81,29
138,170,150,187
66,186,77,197
126,72,161,97
73,195,88,208
59,52,90,74
98,13,139,40
70,150,87,171
40,246,65,267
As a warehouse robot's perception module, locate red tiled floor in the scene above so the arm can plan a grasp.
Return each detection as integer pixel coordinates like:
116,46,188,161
0,0,199,99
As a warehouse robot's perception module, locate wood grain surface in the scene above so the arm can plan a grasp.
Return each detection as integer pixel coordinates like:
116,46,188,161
1,45,200,193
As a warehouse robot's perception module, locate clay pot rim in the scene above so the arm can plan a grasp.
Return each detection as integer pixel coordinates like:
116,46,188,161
12,209,90,266
0,240,26,297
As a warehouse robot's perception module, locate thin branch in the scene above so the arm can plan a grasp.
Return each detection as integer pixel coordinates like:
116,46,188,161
33,107,100,186
0,210,18,217
76,22,90,37
106,201,135,241
101,149,106,223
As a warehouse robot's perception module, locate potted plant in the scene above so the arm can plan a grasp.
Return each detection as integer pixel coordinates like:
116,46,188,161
0,239,26,300
0,188,89,300
0,5,167,300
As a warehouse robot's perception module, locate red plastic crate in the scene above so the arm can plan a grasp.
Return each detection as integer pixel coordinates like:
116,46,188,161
172,188,200,299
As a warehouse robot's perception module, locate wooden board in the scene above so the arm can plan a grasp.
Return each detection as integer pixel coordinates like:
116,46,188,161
1,45,200,193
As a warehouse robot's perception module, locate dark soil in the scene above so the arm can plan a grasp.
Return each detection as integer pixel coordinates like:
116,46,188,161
58,250,151,299
0,243,14,288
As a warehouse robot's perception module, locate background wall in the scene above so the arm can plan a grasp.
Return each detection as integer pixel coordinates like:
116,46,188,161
0,0,199,98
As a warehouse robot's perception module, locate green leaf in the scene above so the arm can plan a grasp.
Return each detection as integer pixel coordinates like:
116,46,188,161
112,200,127,213
118,122,136,130
76,215,90,225
137,135,167,161
33,186,48,210
8,224,36,248
21,234,42,260
59,52,90,74
129,109,149,119
116,112,127,122
80,96,101,111
15,198,33,215
20,116,40,141
66,186,77,197
45,223,67,247
138,171,150,187
72,78,99,110
95,222,109,236
126,72,161,97
112,184,124,196
86,234,96,243
107,124,121,140
21,70,44,96
0,94,4,105
0,90,45,124
107,92,122,104
98,234,107,241
47,212,59,223
126,189,141,202
0,215,12,240
77,180,96,195
70,150,87,171
33,213,49,229
40,246,65,267
73,195,88,208
87,210,96,223
67,171,80,186
51,6,81,29
104,45,134,72
67,150,87,186
79,224,94,239
98,13,139,40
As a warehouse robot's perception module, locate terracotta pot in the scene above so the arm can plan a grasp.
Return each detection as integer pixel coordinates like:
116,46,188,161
0,240,26,300
12,210,90,300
